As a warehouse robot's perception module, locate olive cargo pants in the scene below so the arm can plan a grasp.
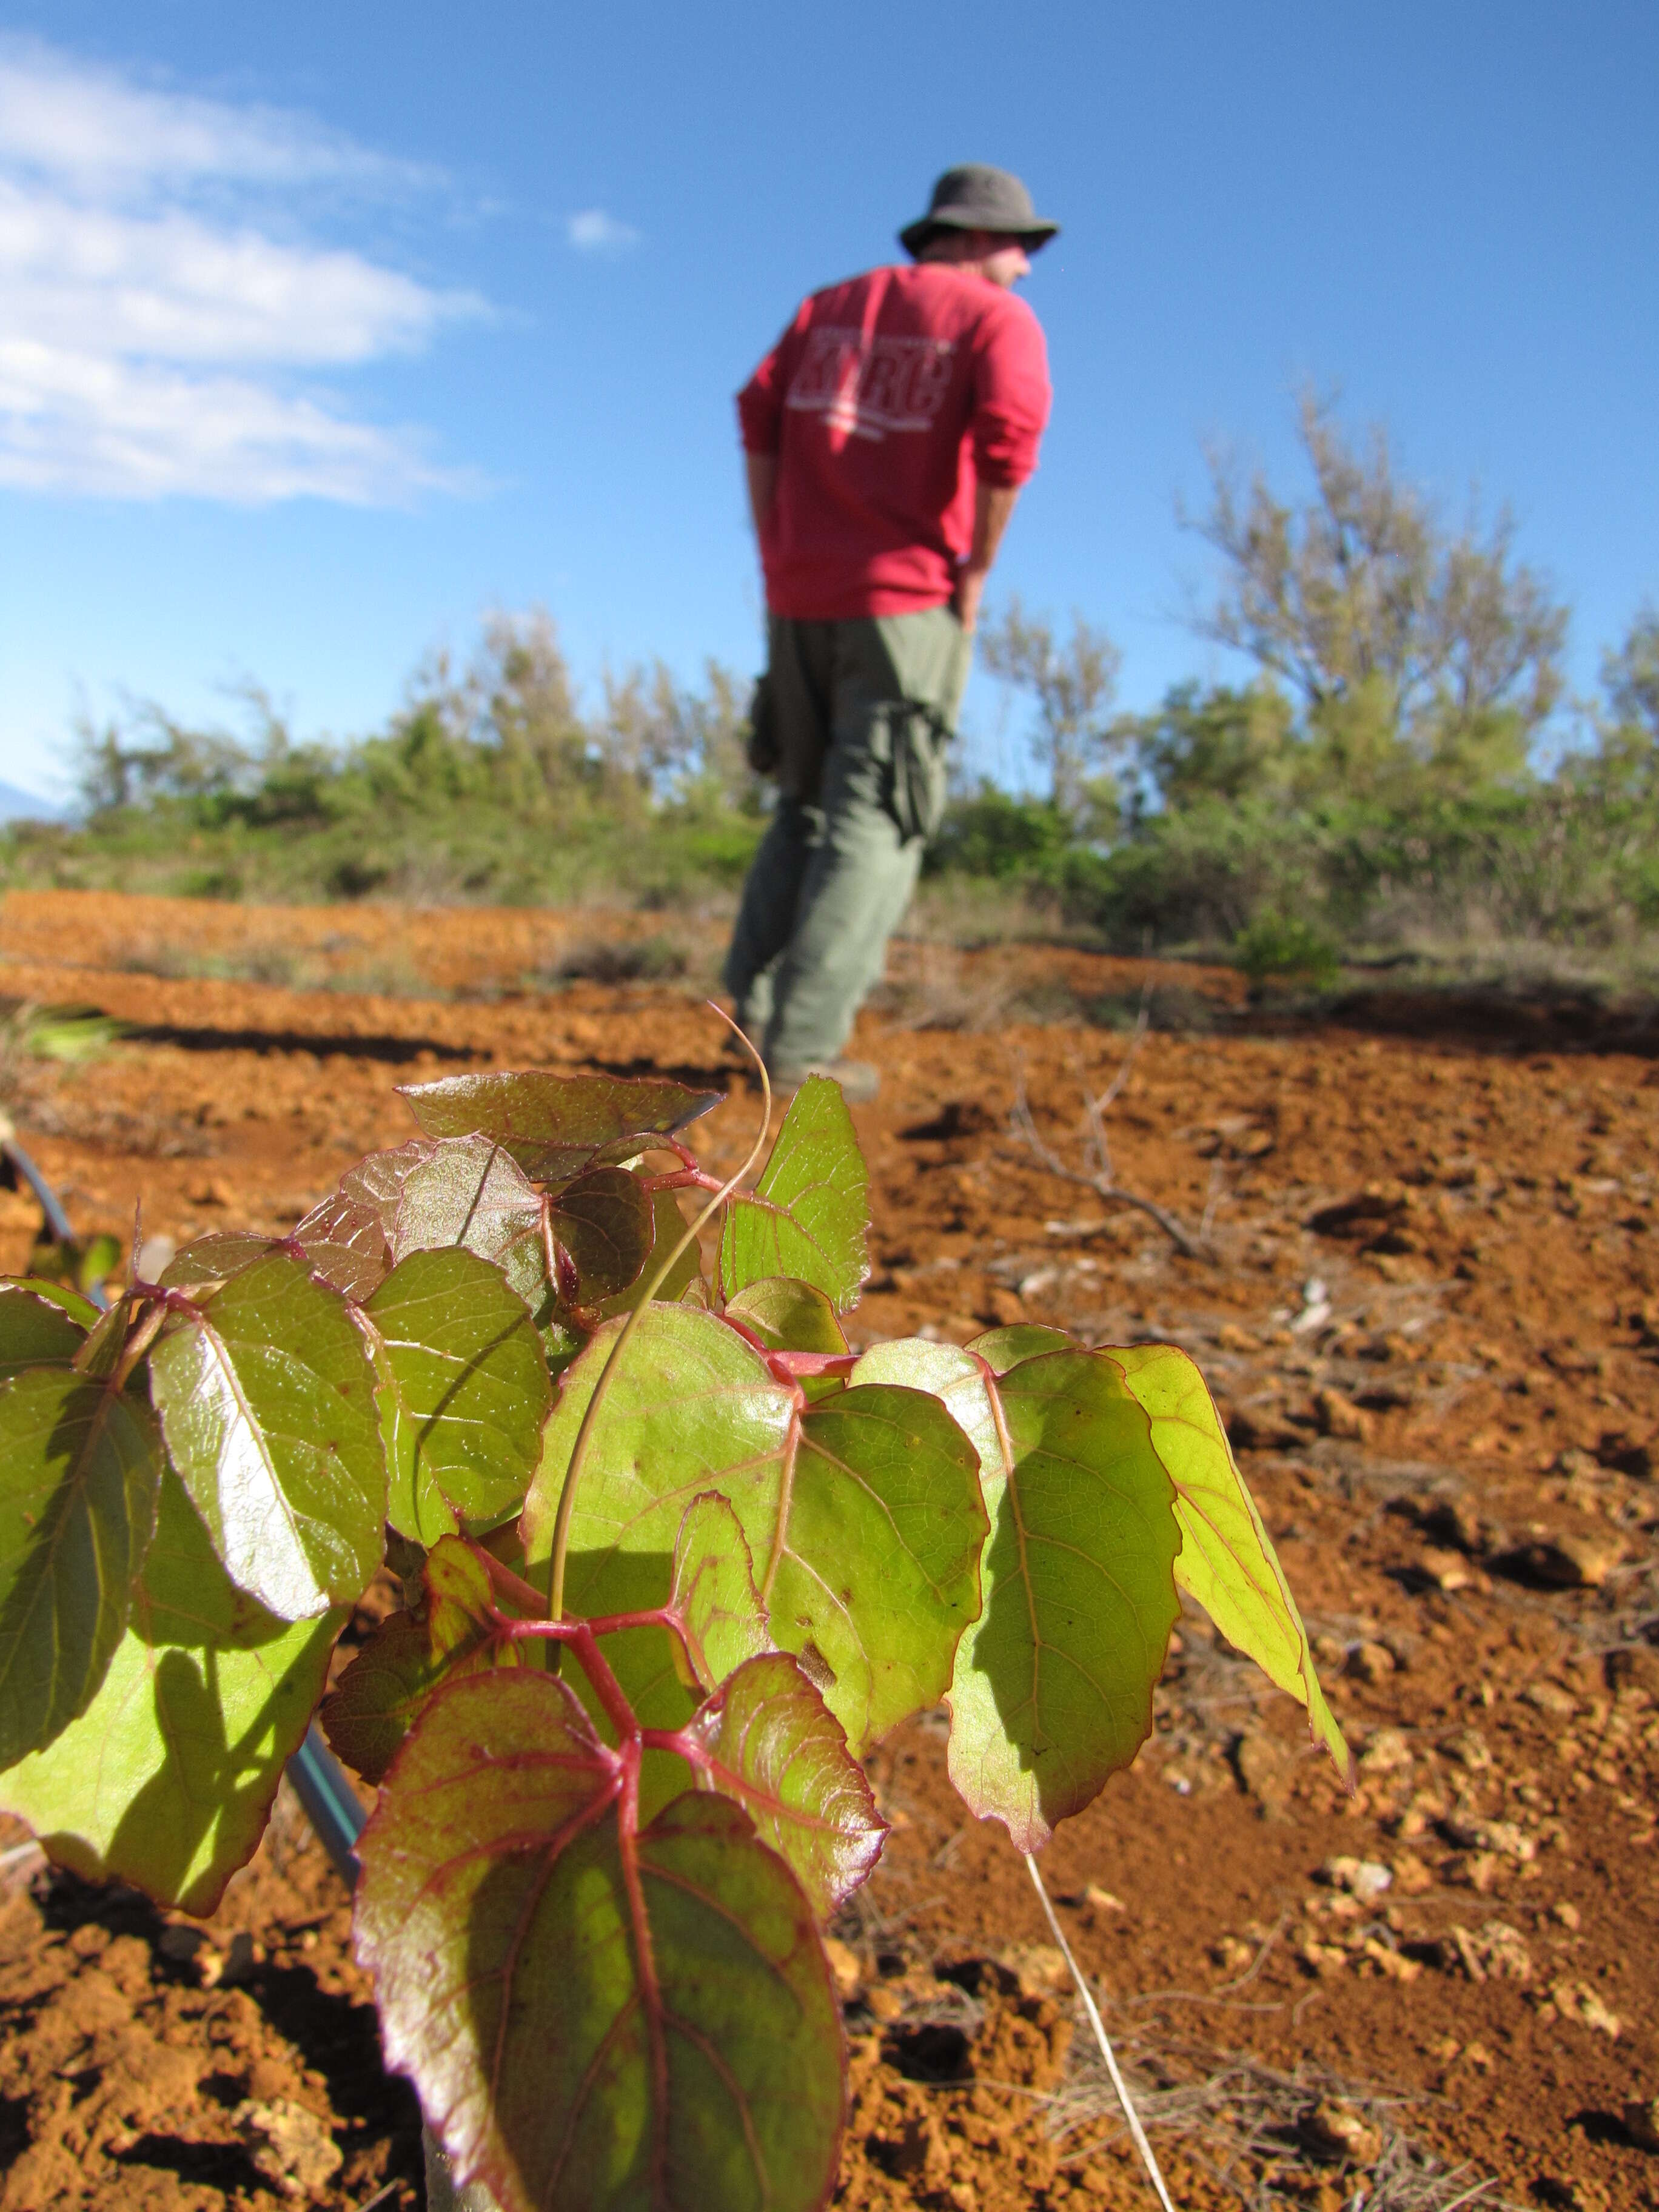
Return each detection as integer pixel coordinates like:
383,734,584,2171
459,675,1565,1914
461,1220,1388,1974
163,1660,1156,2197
723,606,971,1070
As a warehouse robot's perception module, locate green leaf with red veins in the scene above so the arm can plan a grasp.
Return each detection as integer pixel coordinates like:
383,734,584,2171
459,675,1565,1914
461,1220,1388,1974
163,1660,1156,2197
687,1651,885,1915
0,1368,162,1769
722,1276,848,1356
355,1671,843,2212
5,1279,102,1330
719,1078,870,1314
586,1187,700,1324
0,1281,90,1378
147,1251,386,1622
966,1324,1070,1372
397,1068,722,1181
1110,1341,1352,1785
324,1536,543,1783
670,1495,773,1694
549,1165,653,1302
363,1248,552,1544
0,1468,344,1912
158,1232,279,1292
521,1309,987,1757
391,1136,545,1267
290,1141,434,1299
780,1386,986,1752
857,1338,1182,1852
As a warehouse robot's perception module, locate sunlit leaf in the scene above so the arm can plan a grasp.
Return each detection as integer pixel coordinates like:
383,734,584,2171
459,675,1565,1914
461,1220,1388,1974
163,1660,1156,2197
0,1280,90,1377
719,1078,870,1313
523,1309,987,1755
292,1141,434,1299
550,1165,653,1303
688,1651,885,1915
0,1468,344,1912
784,1386,986,1750
158,1233,278,1292
859,1337,1182,1851
392,1135,544,1266
670,1494,773,1694
7,1278,101,1330
398,1069,722,1181
588,1185,699,1323
364,1248,552,1544
355,1671,843,2212
966,1324,1070,1372
0,1368,163,1769
1111,1341,1352,1784
723,1276,849,1356
324,1537,541,1783
148,1251,386,1621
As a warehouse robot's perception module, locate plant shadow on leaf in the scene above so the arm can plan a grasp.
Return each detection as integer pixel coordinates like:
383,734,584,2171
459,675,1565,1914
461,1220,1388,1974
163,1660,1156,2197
1,1470,343,1914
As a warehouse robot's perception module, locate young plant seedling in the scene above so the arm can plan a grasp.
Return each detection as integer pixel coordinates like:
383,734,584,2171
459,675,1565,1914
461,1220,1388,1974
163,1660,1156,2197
0,1053,1349,2212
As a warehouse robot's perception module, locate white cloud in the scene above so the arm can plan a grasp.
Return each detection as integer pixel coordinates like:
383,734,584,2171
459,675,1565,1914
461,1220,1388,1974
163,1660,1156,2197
0,40,484,504
567,207,641,254
0,35,433,196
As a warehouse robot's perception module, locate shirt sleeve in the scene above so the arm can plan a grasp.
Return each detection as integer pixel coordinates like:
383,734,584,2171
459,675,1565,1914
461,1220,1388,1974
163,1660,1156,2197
969,298,1052,488
736,300,809,454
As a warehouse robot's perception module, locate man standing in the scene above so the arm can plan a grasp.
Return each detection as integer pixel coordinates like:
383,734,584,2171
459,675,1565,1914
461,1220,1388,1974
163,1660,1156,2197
725,164,1056,1101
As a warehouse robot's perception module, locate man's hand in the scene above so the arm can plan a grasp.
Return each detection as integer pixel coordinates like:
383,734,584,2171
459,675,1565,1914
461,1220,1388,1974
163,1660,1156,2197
952,566,990,634
954,483,1020,634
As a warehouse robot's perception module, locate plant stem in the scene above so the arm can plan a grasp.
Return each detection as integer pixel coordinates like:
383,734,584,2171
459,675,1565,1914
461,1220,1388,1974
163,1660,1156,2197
548,1010,772,1619
1022,1852,1176,2212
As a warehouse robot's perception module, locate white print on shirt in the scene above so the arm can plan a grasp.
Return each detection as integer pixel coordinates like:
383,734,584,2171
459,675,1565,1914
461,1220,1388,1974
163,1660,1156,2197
784,327,956,441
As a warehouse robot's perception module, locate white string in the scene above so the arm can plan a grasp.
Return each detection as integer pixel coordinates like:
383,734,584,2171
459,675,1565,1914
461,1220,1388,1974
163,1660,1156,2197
1023,1852,1178,2212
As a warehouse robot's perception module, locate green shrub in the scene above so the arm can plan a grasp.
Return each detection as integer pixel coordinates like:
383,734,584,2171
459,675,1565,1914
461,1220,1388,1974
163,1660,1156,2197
1233,909,1341,988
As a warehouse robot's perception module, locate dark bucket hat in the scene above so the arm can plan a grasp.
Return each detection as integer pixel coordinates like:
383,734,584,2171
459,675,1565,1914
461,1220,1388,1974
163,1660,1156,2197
899,164,1059,258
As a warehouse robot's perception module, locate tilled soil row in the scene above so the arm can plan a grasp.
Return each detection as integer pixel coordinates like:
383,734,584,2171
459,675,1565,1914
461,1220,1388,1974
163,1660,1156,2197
1,891,1656,2211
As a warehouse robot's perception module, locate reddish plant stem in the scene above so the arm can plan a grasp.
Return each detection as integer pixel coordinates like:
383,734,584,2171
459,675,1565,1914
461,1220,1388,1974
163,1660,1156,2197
470,1544,548,1618
643,1167,724,1196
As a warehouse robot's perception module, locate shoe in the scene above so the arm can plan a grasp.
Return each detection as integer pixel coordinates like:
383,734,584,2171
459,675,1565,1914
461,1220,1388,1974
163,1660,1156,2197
767,1058,880,1105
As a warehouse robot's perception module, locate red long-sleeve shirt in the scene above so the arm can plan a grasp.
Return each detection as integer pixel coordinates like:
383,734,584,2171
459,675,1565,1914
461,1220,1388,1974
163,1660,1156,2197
737,263,1051,621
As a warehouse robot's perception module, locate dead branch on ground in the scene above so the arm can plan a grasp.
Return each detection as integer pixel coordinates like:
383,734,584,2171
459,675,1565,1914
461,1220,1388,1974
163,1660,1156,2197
1005,1002,1216,1262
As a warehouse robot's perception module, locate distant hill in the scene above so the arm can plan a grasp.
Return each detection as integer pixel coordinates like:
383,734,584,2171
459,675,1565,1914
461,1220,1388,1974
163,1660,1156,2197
0,783,61,823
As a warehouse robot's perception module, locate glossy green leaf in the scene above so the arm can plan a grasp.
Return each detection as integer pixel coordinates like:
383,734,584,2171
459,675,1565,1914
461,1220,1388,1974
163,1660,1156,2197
398,1069,722,1181
392,1135,544,1266
670,1495,773,1694
8,1279,102,1329
364,1248,552,1544
550,1166,653,1303
355,1671,843,2212
688,1651,885,1915
0,1368,163,1769
158,1233,280,1293
588,1185,699,1323
324,1536,541,1783
523,1309,987,1754
0,1468,344,1912
292,1141,433,1299
859,1337,1182,1852
783,1386,986,1749
1111,1341,1352,1785
723,1277,849,1356
0,1281,89,1376
966,1324,1070,1373
148,1250,386,1621
719,1078,870,1314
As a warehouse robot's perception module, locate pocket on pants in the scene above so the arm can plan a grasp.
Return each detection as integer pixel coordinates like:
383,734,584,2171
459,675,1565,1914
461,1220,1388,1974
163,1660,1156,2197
882,700,951,843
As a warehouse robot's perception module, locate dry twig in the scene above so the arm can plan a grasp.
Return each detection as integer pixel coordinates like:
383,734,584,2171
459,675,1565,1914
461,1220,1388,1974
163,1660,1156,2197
1005,1003,1214,1262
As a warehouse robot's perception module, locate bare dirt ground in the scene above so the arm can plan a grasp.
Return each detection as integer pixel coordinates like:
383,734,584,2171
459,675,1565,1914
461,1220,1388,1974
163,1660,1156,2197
1,888,1657,2212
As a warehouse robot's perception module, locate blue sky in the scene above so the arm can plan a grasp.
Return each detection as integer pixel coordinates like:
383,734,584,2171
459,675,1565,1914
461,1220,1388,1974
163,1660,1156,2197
0,4,1654,803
